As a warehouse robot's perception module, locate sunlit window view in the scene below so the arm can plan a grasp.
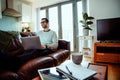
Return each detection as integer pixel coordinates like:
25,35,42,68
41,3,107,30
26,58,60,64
61,3,74,51
77,1,83,36
39,10,46,30
49,7,59,37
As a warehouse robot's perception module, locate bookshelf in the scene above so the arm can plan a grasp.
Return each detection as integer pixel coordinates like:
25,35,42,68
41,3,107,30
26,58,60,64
79,36,94,57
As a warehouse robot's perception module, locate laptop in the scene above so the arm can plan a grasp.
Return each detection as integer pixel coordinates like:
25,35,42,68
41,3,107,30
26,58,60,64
21,36,42,50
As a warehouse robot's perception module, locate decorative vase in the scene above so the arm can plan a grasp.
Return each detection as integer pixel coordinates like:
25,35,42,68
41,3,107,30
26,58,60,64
83,29,89,36
72,53,83,65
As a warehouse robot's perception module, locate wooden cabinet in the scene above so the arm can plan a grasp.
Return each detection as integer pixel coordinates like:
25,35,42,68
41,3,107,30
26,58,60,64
94,42,120,63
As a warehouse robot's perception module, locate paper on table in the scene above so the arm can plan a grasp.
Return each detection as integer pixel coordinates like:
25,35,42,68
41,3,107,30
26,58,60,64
56,64,96,80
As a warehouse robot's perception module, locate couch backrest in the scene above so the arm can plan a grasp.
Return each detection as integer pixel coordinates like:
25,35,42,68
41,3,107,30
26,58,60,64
4,37,24,56
0,30,24,56
20,32,36,37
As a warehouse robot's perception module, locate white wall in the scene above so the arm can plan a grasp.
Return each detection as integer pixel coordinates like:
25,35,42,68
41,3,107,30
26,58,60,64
87,0,120,40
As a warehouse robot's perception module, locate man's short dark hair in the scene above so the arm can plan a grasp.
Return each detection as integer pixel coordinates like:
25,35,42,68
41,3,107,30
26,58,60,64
41,18,49,23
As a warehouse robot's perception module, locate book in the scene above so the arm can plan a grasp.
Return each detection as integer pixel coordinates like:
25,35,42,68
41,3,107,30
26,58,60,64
56,65,97,80
38,67,69,80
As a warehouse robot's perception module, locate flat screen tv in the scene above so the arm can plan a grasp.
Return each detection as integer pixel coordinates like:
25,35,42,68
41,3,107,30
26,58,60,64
97,17,120,41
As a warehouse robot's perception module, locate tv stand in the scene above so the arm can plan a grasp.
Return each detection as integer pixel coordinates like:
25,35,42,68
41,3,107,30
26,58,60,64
94,42,120,63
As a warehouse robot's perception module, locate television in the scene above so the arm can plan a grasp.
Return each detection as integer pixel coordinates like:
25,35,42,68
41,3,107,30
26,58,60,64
97,17,120,41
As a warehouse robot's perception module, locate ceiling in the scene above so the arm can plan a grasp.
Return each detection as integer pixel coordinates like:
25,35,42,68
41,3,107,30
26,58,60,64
24,0,35,2
20,0,35,3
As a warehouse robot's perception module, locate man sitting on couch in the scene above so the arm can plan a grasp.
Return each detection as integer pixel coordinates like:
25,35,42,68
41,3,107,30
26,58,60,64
37,18,58,51
18,18,58,62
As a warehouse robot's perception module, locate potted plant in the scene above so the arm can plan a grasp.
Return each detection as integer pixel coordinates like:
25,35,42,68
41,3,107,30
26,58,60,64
80,12,94,36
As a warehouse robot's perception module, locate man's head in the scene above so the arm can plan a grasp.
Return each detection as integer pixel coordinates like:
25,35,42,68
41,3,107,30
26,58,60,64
41,18,49,29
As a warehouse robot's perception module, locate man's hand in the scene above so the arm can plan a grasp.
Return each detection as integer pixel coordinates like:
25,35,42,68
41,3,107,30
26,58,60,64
41,45,47,49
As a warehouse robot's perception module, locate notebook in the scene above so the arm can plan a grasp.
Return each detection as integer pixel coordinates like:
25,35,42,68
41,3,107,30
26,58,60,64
56,64,97,80
21,36,42,50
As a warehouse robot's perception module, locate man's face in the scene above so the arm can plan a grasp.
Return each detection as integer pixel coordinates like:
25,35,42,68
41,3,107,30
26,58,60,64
41,19,48,28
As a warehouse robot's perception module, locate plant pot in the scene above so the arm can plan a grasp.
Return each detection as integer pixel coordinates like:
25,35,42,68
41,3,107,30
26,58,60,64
83,29,89,36
72,53,83,65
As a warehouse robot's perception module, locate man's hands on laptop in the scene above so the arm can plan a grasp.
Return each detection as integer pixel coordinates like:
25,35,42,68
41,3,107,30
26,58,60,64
41,45,47,49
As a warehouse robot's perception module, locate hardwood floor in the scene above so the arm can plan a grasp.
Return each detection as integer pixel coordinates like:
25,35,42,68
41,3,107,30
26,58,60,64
83,55,120,80
108,64,120,80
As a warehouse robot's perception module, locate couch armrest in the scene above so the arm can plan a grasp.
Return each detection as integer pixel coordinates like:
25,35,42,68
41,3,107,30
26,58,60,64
18,56,54,80
0,71,22,80
58,40,70,51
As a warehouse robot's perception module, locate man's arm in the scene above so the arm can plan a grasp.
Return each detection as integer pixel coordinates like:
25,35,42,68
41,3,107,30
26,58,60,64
46,31,58,50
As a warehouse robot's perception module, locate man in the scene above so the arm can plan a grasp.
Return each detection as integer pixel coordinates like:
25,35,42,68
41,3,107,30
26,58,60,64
37,18,58,51
18,18,58,62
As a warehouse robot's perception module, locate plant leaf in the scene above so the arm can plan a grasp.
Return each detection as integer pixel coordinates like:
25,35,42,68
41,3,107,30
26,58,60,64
88,16,94,20
87,21,93,25
84,27,92,30
83,13,88,20
80,20,85,24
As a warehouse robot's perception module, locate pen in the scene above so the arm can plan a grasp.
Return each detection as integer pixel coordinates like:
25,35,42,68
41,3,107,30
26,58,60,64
66,65,72,75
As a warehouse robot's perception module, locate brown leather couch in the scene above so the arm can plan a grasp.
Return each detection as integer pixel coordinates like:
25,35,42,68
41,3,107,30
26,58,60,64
0,32,70,80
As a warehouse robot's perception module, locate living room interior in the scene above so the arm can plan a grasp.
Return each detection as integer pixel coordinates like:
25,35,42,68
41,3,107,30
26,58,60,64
0,0,120,80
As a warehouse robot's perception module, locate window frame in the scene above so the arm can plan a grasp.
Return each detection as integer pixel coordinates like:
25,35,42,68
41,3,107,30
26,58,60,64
39,0,83,52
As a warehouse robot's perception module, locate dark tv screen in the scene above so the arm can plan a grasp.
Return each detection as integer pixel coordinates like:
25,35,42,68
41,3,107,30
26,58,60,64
97,17,120,41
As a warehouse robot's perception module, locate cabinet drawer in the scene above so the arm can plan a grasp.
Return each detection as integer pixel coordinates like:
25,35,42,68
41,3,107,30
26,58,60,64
96,53,119,63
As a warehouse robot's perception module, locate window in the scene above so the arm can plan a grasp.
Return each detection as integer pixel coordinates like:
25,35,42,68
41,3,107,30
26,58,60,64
40,9,46,20
61,3,74,51
39,0,82,52
39,10,46,30
77,1,83,36
49,7,59,36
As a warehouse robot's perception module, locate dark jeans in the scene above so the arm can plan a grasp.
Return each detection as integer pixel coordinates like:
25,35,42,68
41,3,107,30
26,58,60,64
18,48,54,62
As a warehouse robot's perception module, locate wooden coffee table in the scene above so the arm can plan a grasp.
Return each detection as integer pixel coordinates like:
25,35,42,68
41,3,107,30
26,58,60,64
87,63,108,80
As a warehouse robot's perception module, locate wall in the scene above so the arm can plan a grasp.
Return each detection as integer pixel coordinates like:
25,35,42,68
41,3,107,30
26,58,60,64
0,0,31,32
87,0,120,40
0,16,21,31
0,0,22,31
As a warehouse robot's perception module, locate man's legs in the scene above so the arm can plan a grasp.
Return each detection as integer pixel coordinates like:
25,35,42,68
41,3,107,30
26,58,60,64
18,49,54,62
